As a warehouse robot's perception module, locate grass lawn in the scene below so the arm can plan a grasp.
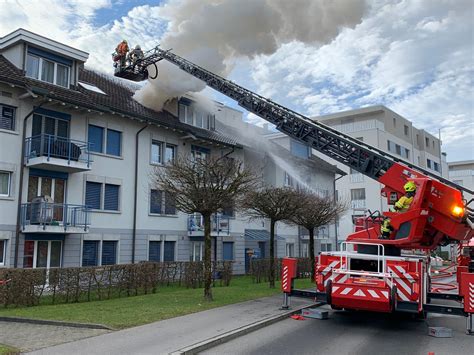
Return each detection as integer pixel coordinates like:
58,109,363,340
0,344,19,355
0,276,313,329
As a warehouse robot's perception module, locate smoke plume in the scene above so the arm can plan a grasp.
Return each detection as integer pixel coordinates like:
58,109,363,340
135,0,367,110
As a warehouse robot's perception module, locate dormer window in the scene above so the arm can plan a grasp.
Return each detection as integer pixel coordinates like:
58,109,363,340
25,47,71,88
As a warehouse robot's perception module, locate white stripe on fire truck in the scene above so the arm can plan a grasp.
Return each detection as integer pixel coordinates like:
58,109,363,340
395,265,414,281
332,286,340,292
381,291,389,299
341,287,352,295
354,289,366,297
388,266,412,295
322,261,339,275
368,289,380,299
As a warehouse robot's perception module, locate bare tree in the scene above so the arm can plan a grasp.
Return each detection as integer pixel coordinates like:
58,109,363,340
289,190,347,279
241,186,301,288
153,155,257,301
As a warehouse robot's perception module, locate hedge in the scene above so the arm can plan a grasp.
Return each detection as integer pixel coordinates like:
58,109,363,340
0,261,232,307
248,258,313,283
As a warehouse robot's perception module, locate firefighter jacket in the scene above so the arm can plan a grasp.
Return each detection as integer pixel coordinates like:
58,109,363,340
394,195,414,212
381,218,394,234
116,42,129,56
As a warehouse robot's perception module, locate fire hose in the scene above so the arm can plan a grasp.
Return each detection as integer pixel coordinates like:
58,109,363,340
430,263,457,292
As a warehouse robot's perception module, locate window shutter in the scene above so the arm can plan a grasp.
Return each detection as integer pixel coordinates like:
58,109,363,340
104,184,119,211
150,190,162,214
102,241,117,265
149,241,161,262
85,182,102,209
88,125,103,153
1,106,15,131
163,241,175,261
82,241,99,266
106,129,121,156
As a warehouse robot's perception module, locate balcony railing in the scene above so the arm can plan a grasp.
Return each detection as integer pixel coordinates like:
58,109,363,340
188,213,230,235
25,134,92,168
351,199,366,209
21,202,90,232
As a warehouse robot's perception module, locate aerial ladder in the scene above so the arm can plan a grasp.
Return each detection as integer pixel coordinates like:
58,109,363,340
115,46,474,333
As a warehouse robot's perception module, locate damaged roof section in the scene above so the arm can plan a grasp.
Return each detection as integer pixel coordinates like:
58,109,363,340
0,54,240,148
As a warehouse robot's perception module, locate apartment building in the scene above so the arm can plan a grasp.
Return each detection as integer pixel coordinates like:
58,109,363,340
448,160,474,192
312,106,445,244
0,29,340,272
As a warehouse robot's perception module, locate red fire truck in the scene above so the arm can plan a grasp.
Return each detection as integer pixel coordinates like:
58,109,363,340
115,46,474,334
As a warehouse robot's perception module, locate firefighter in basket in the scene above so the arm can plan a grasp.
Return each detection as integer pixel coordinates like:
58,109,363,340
380,180,417,239
128,44,144,65
113,40,129,68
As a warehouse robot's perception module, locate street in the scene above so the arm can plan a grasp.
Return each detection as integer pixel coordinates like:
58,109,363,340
203,306,473,355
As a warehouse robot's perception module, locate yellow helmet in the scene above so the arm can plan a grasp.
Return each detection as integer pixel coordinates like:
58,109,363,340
404,181,417,192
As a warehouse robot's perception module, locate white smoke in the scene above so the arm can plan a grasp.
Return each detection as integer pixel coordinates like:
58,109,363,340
134,0,367,110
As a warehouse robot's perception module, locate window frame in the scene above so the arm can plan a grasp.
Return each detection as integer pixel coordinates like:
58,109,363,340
149,189,176,216
101,241,118,265
0,239,6,266
23,240,62,269
88,124,122,157
223,242,234,261
0,171,11,197
26,53,70,88
0,104,16,132
190,241,204,261
82,240,100,267
151,140,163,165
85,181,121,212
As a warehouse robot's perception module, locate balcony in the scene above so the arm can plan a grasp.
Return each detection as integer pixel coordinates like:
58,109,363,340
188,213,230,236
21,202,90,234
25,134,92,173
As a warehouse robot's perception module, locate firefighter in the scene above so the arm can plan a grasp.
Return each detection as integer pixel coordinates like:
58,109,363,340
380,217,394,239
392,180,417,212
379,181,417,239
114,40,129,68
129,44,144,65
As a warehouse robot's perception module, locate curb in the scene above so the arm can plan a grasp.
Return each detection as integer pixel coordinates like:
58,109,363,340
171,302,321,355
0,316,114,330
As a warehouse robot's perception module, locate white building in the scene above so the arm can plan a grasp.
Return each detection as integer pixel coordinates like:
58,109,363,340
0,28,340,271
448,160,474,193
312,106,445,245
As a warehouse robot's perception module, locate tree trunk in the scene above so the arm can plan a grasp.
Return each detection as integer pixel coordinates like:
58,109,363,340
203,213,213,301
308,227,315,281
269,219,276,288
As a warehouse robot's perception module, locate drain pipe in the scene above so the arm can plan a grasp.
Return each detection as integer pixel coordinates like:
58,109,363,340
14,98,47,267
132,123,149,263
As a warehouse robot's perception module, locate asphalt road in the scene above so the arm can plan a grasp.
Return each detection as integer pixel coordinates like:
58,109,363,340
202,306,473,355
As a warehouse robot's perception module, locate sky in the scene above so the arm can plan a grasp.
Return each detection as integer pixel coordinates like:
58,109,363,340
0,0,472,161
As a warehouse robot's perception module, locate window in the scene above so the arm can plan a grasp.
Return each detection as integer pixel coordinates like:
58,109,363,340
0,104,15,131
26,53,70,88
86,182,120,211
285,243,294,257
0,171,11,196
387,140,394,153
223,242,234,261
290,140,310,159
433,162,439,172
82,241,99,266
104,184,120,211
0,240,5,265
222,202,234,217
150,189,176,215
88,125,122,156
301,243,308,257
321,243,332,252
149,241,161,262
191,241,204,261
85,182,102,210
164,241,175,261
258,242,266,258
106,129,122,156
88,125,104,153
404,125,409,136
165,144,176,163
453,180,463,186
24,240,62,268
402,148,410,159
427,159,432,169
392,117,396,127
284,172,293,187
350,188,366,201
395,144,401,155
151,140,163,164
195,111,203,128
102,241,118,265
191,145,210,161
425,137,430,147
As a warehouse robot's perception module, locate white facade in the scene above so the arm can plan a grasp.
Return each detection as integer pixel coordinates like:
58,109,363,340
448,160,474,194
312,106,445,245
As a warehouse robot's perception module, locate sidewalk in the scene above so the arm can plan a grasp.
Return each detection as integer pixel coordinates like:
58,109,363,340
28,294,313,354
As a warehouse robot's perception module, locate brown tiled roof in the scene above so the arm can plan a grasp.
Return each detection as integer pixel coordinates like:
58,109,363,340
0,55,239,147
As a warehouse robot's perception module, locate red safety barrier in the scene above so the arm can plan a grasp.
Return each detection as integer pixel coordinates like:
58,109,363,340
281,257,297,293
